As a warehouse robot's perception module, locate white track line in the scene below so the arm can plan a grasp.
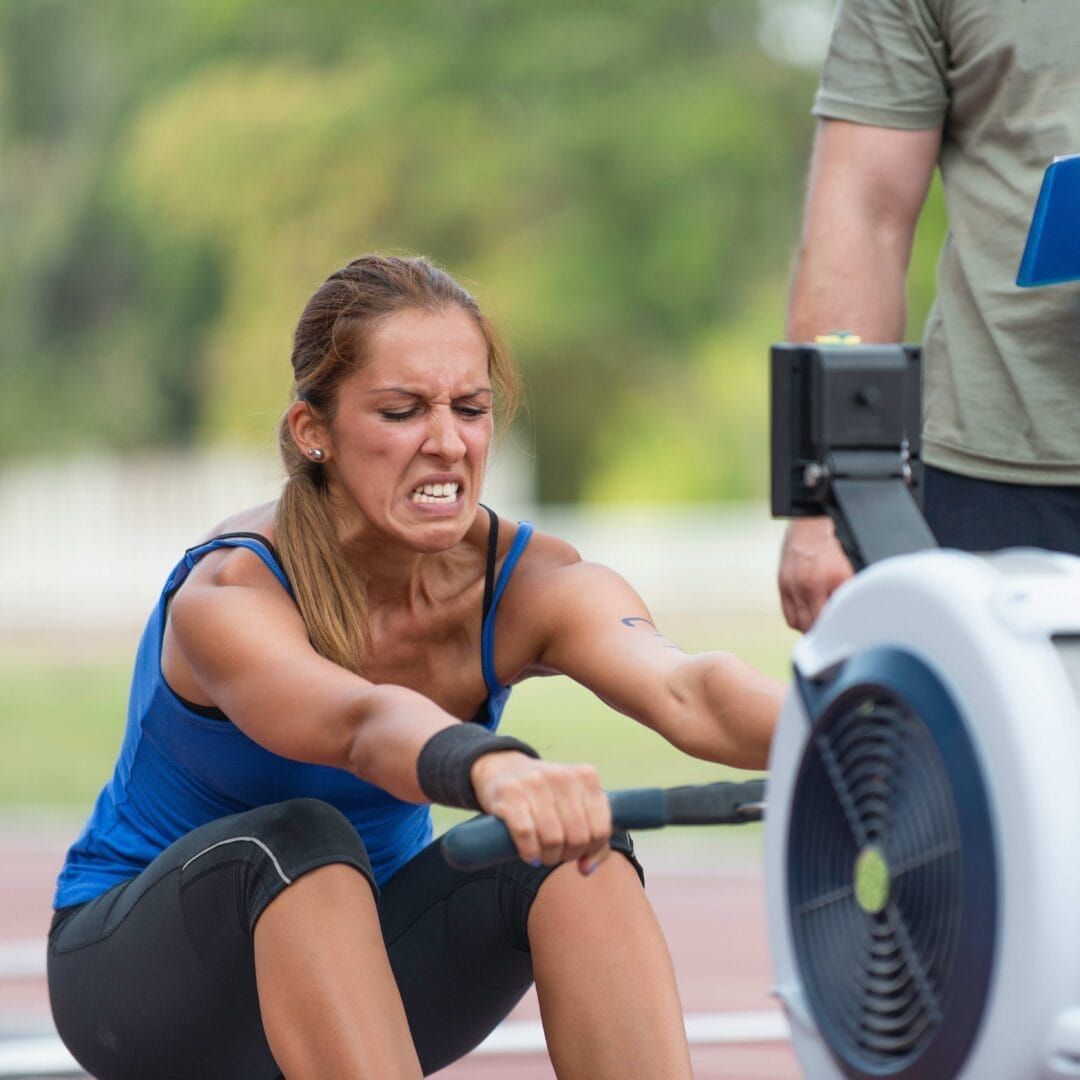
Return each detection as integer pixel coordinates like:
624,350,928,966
479,1011,790,1053
0,1012,790,1076
0,1038,80,1076
0,941,45,978
685,1011,790,1044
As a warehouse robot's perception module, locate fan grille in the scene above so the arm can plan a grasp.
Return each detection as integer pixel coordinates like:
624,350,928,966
787,657,992,1079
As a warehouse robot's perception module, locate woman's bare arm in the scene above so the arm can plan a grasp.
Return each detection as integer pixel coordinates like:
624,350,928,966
507,553,783,770
167,556,455,800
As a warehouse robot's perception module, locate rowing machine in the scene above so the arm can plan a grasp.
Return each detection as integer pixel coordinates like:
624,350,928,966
768,341,1080,1079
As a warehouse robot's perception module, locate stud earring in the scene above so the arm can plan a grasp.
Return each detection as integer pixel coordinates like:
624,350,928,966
307,448,325,462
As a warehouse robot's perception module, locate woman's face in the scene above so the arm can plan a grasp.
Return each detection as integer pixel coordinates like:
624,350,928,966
323,305,495,551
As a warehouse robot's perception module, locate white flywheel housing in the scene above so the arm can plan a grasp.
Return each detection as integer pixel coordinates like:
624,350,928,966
765,548,1080,1079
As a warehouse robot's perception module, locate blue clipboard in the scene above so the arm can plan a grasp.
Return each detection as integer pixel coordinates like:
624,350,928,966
1016,153,1080,287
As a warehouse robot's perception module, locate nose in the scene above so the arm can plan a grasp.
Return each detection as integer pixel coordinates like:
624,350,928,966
422,406,467,463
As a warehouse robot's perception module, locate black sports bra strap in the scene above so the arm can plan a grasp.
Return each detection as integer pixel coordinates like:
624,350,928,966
205,531,285,566
481,506,499,621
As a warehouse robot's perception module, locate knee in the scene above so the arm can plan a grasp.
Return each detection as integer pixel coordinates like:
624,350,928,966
491,841,644,953
219,800,374,929
264,796,353,836
241,799,373,886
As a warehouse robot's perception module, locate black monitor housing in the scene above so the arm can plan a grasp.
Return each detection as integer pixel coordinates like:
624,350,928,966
770,343,937,570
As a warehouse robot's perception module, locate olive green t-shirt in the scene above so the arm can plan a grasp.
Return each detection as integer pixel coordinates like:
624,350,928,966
814,0,1080,484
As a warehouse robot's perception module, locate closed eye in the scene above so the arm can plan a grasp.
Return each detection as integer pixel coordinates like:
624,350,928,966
379,402,490,422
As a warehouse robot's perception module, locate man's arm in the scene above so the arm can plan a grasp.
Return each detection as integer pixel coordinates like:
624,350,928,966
779,118,942,632
787,119,941,341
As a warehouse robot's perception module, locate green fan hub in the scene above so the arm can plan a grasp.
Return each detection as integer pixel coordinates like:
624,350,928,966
854,845,891,914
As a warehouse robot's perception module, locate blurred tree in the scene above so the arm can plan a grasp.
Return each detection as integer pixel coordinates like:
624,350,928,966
1,0,936,500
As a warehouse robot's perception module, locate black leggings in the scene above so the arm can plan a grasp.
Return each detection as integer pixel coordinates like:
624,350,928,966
48,798,641,1079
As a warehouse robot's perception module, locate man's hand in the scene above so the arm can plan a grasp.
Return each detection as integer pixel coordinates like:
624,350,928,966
778,516,854,631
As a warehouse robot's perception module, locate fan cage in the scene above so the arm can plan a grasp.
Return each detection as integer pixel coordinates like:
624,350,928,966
787,648,996,1079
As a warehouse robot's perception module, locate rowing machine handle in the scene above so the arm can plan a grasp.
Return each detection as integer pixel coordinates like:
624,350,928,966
440,778,766,871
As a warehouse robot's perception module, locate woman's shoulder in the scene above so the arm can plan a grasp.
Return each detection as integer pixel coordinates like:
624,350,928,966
497,517,641,614
197,501,279,547
183,501,283,590
493,519,584,597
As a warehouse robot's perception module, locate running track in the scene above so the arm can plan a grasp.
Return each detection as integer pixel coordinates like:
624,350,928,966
2,819,801,1079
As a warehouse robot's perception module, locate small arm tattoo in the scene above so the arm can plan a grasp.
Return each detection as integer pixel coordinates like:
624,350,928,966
619,616,684,650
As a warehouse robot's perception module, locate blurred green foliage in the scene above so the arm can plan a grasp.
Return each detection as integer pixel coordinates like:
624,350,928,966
0,1,940,501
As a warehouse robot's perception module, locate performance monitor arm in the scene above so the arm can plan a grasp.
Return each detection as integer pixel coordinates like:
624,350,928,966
770,342,938,571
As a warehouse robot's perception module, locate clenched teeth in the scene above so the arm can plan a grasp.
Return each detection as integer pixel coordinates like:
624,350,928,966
409,481,460,504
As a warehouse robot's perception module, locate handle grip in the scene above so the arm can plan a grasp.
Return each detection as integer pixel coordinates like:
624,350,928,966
440,779,765,871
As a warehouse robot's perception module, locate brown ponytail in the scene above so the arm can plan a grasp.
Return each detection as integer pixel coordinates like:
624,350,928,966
274,255,521,674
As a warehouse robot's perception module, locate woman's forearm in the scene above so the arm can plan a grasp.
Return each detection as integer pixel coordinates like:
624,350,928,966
344,683,459,801
660,652,785,770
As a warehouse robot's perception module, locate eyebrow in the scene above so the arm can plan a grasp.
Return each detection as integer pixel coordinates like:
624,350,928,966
367,386,493,398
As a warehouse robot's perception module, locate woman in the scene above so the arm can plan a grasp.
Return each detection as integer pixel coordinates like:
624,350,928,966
48,255,782,1079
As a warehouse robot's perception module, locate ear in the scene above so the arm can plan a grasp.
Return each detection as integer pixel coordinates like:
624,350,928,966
287,400,332,462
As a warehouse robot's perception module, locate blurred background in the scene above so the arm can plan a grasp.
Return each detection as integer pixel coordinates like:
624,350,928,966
1,1,945,1072
0,0,945,802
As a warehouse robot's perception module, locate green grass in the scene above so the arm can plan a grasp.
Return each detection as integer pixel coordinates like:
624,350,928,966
2,659,134,807
0,612,797,843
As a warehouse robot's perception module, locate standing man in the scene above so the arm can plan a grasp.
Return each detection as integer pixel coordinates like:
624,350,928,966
778,0,1080,632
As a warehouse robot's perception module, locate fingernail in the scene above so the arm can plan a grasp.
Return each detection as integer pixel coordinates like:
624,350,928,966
530,858,542,868
585,861,600,876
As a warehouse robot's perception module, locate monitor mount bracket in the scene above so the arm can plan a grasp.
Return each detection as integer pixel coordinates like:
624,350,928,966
770,342,938,571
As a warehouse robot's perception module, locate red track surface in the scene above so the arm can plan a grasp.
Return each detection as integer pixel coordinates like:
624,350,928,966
3,822,801,1079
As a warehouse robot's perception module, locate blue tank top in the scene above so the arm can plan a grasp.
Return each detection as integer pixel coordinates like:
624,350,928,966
54,515,534,908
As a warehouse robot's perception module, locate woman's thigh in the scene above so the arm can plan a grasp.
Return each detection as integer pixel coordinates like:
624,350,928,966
48,798,374,1080
380,828,643,1075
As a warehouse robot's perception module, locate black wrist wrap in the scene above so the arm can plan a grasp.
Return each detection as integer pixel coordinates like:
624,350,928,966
416,725,540,810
